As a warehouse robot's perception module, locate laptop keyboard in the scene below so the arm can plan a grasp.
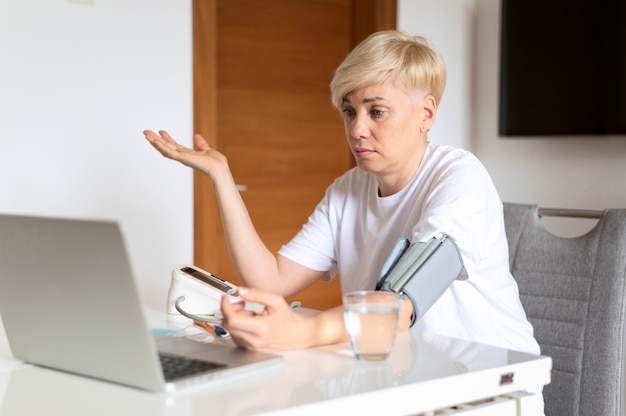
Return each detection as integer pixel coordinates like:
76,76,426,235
159,353,226,381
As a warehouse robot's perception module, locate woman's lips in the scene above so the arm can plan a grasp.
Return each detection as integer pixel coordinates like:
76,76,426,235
354,147,375,158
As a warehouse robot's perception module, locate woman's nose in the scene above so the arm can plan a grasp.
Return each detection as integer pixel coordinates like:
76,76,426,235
348,114,370,139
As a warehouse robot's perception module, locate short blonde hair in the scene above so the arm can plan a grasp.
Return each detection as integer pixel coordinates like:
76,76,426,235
330,30,447,110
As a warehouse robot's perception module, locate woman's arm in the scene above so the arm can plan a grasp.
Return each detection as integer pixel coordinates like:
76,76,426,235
221,286,414,351
143,130,322,297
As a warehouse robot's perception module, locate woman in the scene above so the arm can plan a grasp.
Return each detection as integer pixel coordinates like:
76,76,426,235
144,30,539,357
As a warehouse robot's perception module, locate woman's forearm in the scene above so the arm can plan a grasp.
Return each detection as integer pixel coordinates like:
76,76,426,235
208,168,283,291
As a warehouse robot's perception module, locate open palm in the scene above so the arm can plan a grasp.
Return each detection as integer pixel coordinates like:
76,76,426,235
143,130,228,177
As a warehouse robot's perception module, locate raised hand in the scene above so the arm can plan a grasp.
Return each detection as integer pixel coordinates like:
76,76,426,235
143,130,229,178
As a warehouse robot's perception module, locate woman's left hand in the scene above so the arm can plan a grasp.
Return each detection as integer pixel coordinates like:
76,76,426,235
220,287,314,351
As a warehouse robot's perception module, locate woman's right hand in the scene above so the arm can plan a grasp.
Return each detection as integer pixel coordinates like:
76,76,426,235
143,130,228,179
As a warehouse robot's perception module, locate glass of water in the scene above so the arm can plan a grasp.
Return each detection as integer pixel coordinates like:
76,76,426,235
343,290,401,361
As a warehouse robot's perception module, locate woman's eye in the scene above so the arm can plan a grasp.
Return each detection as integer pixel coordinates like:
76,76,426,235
371,109,385,118
342,108,356,118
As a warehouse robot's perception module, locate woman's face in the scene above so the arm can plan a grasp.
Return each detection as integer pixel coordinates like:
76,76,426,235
340,81,435,196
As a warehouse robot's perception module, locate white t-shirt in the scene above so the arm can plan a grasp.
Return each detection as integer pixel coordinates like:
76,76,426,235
278,143,540,354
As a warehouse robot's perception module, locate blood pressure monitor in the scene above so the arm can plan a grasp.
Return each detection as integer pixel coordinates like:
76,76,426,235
166,264,264,322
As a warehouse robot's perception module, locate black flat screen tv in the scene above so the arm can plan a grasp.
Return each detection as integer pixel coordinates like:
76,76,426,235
499,0,626,136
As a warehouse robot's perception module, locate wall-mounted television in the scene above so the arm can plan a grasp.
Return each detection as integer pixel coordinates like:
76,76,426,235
499,0,626,136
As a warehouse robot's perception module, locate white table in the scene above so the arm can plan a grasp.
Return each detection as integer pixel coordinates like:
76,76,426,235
0,311,551,416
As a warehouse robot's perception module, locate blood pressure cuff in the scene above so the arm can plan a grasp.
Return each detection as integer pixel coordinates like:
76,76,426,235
375,235,466,327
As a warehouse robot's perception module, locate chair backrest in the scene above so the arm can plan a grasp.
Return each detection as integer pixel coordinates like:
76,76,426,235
503,202,626,416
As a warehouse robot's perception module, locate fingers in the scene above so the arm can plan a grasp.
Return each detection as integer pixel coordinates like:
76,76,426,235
220,294,265,349
143,129,161,147
143,129,181,158
220,287,295,350
143,129,230,181
144,129,172,145
193,133,211,151
144,130,212,156
220,294,247,316
236,287,285,312
158,130,174,141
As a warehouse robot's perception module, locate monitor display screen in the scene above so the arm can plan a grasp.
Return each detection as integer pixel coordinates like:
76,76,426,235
499,0,626,136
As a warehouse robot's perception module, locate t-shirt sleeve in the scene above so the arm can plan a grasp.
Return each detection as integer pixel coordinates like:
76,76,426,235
410,156,503,280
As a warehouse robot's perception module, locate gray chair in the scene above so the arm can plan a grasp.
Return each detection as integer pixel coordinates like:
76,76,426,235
503,202,626,416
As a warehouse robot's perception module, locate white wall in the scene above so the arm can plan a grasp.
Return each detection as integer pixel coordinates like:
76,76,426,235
0,0,193,310
398,0,475,151
473,0,626,236
400,0,626,237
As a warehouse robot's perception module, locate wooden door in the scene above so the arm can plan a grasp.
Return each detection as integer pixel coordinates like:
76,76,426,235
193,0,396,310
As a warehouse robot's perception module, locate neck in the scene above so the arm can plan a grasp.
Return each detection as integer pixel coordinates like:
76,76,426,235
377,140,428,197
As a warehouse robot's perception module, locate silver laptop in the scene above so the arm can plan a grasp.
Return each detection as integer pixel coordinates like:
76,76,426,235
0,214,282,392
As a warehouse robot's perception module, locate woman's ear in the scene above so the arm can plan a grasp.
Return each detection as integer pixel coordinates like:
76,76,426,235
420,94,437,133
